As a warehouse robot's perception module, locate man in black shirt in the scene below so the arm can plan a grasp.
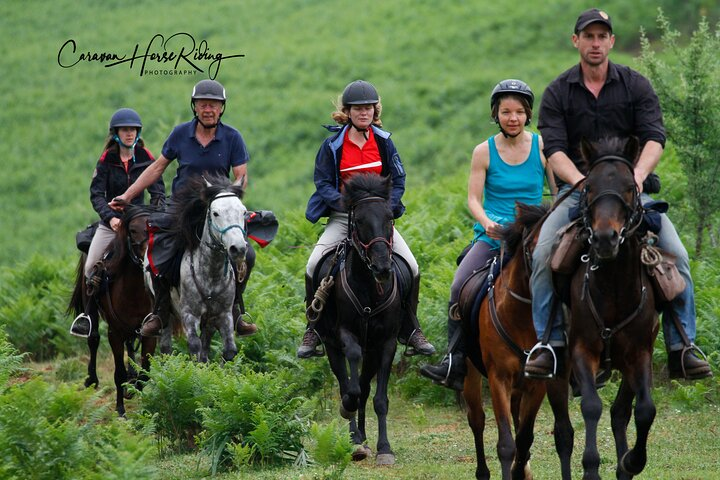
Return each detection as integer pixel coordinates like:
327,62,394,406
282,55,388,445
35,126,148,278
524,8,711,380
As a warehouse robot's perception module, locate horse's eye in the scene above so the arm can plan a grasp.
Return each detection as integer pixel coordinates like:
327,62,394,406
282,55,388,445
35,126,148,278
213,211,219,217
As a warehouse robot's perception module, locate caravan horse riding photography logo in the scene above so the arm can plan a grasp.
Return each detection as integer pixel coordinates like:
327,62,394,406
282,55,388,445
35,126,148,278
57,32,244,79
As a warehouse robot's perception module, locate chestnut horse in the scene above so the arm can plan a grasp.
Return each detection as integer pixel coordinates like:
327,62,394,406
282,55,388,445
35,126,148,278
463,203,574,480
68,206,157,416
564,137,659,479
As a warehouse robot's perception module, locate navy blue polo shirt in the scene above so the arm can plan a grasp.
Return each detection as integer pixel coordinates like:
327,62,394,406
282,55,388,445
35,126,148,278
162,118,249,194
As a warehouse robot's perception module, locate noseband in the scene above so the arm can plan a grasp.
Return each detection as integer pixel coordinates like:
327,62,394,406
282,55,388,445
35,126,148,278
580,155,643,247
348,196,394,270
205,192,247,251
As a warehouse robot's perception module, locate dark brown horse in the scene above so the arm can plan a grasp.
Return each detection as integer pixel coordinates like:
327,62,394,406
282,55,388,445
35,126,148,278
318,173,403,466
68,207,157,416
463,204,574,480
564,137,658,479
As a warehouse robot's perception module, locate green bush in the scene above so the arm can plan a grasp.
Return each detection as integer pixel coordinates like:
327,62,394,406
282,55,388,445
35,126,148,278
0,378,155,480
0,255,76,361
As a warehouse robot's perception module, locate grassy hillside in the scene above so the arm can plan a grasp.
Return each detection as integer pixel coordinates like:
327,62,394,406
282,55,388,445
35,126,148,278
1,0,718,266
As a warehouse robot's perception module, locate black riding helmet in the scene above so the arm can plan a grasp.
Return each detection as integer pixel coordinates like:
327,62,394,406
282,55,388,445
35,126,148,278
342,80,379,106
109,108,142,149
191,79,226,121
490,79,534,127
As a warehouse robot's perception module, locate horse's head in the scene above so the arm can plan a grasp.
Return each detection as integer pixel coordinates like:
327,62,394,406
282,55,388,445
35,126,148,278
580,137,642,261
105,206,150,273
175,174,248,262
343,174,394,284
203,184,248,263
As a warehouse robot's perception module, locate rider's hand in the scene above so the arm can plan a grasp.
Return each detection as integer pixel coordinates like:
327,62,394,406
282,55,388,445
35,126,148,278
109,217,122,231
109,196,128,212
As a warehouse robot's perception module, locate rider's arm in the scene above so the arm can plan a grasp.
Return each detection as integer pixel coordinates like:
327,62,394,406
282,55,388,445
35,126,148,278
539,136,558,198
546,151,585,187
110,154,170,209
468,141,501,238
232,164,248,188
634,140,663,193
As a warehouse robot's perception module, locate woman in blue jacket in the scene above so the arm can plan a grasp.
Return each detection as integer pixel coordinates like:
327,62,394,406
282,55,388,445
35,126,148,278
297,80,435,358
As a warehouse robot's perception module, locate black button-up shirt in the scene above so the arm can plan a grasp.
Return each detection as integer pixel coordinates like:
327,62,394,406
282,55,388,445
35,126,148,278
538,61,665,187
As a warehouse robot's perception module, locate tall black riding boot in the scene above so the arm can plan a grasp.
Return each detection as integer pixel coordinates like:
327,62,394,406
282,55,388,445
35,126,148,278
233,251,258,336
297,273,324,358
140,275,171,337
399,274,436,356
419,304,466,391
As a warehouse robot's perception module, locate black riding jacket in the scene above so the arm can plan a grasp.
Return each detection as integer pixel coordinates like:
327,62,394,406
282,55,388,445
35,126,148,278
90,145,165,226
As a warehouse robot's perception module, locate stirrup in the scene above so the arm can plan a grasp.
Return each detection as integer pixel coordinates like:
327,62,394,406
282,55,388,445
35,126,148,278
70,313,92,338
138,313,163,338
524,342,558,379
680,343,711,378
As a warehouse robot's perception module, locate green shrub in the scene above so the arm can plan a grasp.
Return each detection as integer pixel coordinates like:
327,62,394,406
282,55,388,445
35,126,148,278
0,255,76,361
0,378,155,480
306,420,353,480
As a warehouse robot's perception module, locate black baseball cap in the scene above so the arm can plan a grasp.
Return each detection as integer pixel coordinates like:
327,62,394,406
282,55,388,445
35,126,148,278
574,8,613,34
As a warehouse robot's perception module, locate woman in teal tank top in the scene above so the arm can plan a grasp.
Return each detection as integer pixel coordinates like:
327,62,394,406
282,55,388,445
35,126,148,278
421,79,556,390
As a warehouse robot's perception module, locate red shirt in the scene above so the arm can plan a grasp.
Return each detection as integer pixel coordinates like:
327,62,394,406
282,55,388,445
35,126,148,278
339,127,383,180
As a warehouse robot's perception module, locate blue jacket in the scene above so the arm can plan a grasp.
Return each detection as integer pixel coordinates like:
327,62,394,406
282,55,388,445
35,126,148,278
305,124,406,223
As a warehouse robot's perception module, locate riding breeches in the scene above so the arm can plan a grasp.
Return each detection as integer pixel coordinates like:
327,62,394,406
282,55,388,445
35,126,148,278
85,224,115,278
306,212,419,277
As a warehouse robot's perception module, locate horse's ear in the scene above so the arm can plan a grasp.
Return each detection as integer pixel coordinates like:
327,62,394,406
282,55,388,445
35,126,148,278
201,175,212,187
624,136,640,164
235,175,246,189
580,137,594,163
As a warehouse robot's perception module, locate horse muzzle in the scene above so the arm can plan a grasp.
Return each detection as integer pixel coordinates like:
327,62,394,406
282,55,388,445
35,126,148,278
591,228,621,261
227,242,247,262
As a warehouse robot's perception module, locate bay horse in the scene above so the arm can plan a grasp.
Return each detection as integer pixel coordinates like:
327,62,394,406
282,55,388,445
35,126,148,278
154,174,247,363
565,137,658,479
463,204,574,480
68,206,156,416
318,173,403,465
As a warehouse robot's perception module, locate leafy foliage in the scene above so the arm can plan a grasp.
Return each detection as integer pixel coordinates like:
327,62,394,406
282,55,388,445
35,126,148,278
638,11,720,255
306,420,353,480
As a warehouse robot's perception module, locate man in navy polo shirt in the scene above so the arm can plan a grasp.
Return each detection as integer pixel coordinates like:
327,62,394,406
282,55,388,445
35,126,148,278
111,79,258,337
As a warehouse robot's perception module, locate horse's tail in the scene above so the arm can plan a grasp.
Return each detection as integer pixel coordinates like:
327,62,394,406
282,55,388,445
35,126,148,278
67,254,86,317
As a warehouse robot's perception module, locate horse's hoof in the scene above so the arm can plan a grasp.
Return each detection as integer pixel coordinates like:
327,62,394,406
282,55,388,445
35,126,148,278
84,378,99,389
339,404,356,420
351,444,371,461
375,453,395,466
620,449,645,476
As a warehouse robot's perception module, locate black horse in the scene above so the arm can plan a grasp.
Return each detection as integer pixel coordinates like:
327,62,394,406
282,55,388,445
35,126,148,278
316,173,403,465
563,137,659,479
68,206,157,416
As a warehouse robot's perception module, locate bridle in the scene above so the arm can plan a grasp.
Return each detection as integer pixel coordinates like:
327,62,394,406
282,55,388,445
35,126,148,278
204,192,247,252
348,196,394,272
580,155,643,251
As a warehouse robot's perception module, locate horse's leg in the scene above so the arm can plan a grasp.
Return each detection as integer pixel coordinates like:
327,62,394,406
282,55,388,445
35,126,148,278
125,338,138,383
486,368,516,479
159,315,173,354
463,362,491,480
107,330,128,417
326,346,364,452
338,328,362,417
573,344,603,480
611,376,634,479
372,338,396,465
182,309,203,361
511,380,546,480
545,378,574,480
219,312,238,362
199,322,213,363
137,336,156,392
617,354,656,478
85,317,100,388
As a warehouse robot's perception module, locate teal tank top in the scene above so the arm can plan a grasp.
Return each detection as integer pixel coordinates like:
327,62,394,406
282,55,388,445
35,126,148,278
472,133,545,248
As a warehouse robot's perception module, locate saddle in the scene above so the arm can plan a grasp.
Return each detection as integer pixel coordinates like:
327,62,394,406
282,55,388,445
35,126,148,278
75,221,100,253
310,243,413,341
146,210,183,286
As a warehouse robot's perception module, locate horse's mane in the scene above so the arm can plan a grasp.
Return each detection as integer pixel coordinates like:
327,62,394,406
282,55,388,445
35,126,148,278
582,136,639,169
104,205,150,275
500,202,549,256
342,173,391,208
172,174,245,251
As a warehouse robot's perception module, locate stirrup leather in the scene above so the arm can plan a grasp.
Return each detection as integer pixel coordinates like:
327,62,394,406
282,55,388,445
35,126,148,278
524,342,558,379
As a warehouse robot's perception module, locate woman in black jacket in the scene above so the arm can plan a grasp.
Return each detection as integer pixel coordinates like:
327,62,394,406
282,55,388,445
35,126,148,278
70,108,165,337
